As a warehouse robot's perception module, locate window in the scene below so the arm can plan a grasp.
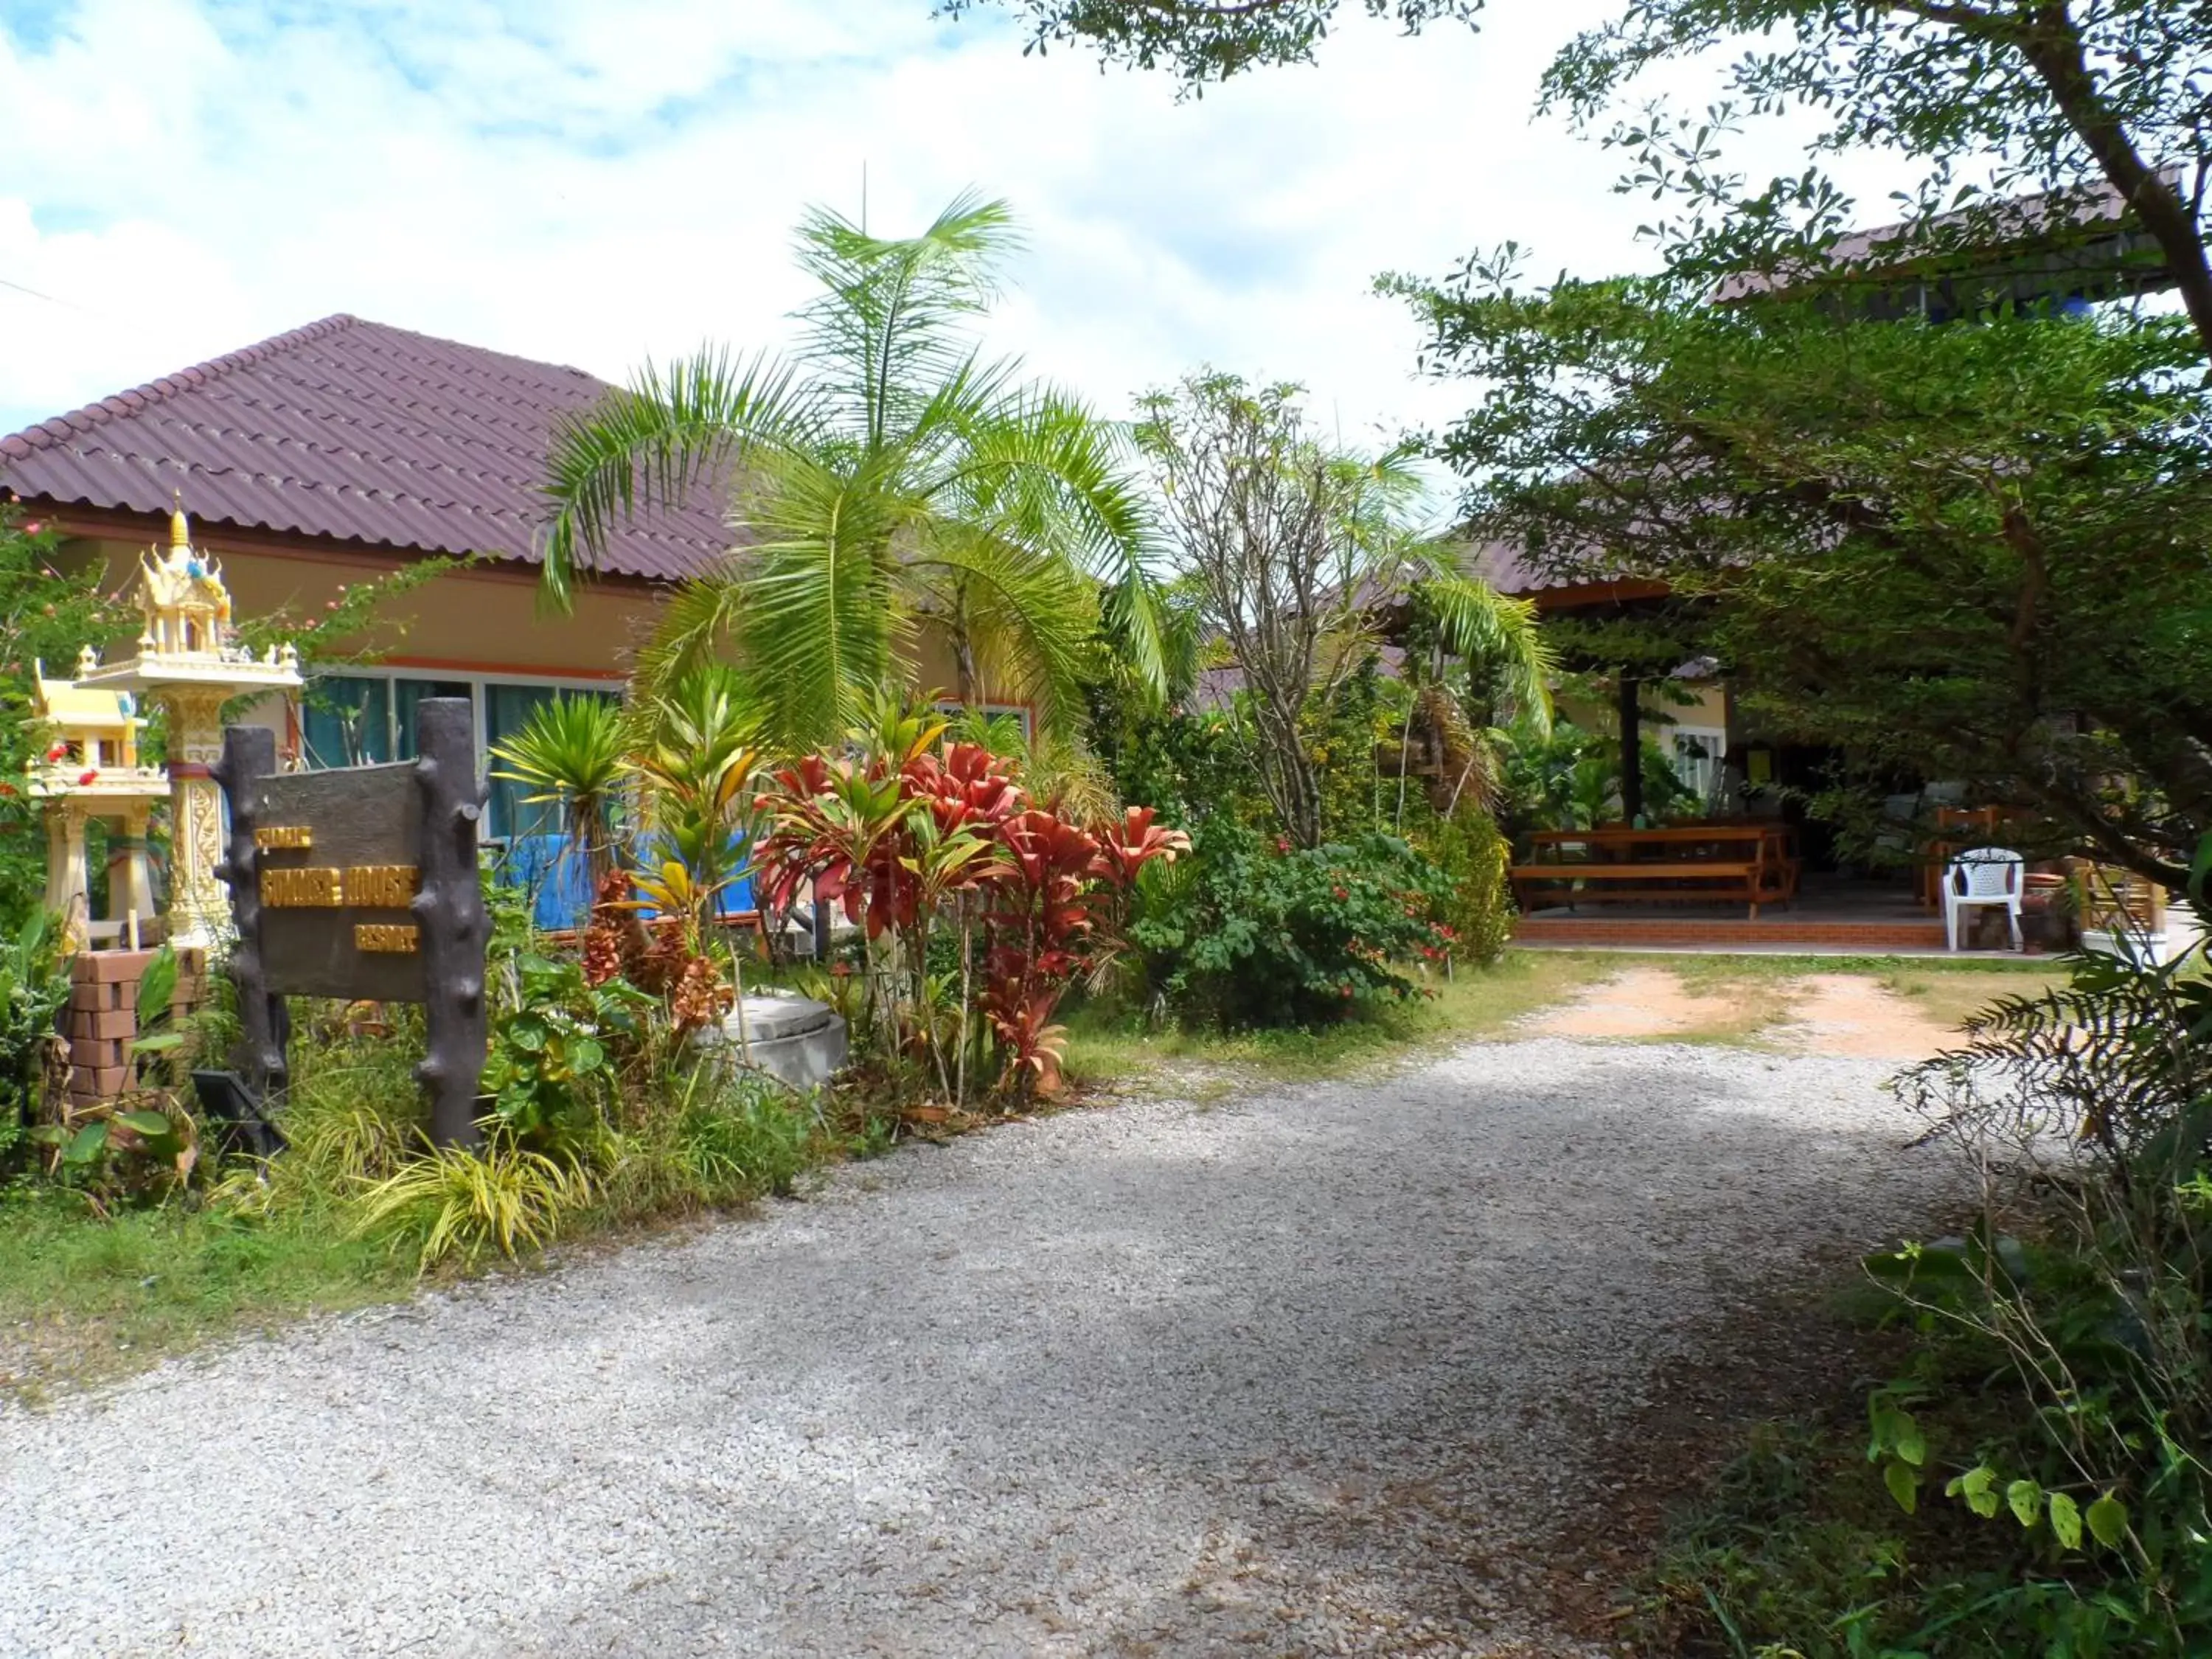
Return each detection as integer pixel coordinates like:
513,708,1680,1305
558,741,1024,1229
1670,726,1728,805
302,676,392,768
300,669,619,840
933,700,1034,745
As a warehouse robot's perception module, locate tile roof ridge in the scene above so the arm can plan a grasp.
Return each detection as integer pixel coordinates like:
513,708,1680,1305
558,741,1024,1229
341,315,606,383
0,313,366,461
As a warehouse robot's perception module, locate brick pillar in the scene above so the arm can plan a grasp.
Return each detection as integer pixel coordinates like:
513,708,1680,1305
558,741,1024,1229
65,946,209,1105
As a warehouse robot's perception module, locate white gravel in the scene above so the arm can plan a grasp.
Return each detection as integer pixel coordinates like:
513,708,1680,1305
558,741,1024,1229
0,1038,1959,1658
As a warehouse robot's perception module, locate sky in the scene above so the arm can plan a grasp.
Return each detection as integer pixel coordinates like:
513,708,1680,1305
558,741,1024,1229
0,0,1896,473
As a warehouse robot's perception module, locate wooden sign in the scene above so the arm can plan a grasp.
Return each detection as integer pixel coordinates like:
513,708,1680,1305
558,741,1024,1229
214,698,489,1147
246,764,427,1002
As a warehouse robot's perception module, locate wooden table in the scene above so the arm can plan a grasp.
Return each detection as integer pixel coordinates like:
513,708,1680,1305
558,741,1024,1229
1512,823,1799,919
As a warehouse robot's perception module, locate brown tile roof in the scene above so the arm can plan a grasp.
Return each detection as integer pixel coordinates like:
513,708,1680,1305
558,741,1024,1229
0,314,730,582
1713,171,2180,305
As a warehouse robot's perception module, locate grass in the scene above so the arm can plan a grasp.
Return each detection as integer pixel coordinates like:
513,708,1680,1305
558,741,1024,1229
1060,950,1615,1091
0,1018,840,1401
0,1187,415,1402
1635,1411,2027,1658
1875,962,2070,1032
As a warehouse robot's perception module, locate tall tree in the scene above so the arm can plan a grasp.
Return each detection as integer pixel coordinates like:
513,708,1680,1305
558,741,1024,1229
1133,372,1549,848
539,194,1166,754
1387,265,2212,886
954,1,2212,360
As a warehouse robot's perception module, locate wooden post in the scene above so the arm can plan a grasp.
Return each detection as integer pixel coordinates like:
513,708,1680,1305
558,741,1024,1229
411,698,488,1148
1617,672,1644,827
211,725,291,1106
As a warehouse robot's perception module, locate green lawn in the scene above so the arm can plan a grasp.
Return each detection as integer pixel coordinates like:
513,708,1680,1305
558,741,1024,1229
1061,950,1615,1091
0,1191,414,1402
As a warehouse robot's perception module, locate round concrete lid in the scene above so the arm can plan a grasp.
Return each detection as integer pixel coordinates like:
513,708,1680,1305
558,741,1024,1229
706,994,840,1045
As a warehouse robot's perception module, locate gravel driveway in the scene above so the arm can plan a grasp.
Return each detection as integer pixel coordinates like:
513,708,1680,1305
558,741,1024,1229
1,1038,1957,1658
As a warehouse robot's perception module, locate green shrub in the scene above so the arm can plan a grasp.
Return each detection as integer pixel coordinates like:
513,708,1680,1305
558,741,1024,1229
1416,807,1515,964
0,908,71,1174
352,1139,594,1272
0,508,125,931
484,947,655,1151
1131,818,1455,1027
674,1074,817,1199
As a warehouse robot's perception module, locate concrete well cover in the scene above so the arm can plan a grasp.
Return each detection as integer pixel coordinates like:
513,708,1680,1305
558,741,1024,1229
695,994,847,1091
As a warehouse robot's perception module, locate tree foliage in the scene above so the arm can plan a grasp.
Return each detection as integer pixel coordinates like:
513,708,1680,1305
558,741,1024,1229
1132,371,1548,848
941,0,1480,83
1390,260,2212,884
540,193,1165,754
0,507,125,930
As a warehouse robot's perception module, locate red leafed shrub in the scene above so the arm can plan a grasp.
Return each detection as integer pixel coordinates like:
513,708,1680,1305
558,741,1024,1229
752,734,1187,1103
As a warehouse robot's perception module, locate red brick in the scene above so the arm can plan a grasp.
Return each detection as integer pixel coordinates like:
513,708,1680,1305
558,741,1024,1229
74,949,158,984
69,980,127,1013
69,1009,136,1041
70,1035,130,1071
68,1064,129,1098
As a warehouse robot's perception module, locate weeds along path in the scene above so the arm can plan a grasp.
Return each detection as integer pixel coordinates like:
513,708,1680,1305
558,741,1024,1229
0,1040,1959,1658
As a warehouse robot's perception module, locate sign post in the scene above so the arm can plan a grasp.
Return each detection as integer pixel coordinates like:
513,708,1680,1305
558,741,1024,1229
213,696,488,1147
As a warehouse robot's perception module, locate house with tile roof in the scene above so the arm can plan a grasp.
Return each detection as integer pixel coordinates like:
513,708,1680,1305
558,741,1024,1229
1,314,739,840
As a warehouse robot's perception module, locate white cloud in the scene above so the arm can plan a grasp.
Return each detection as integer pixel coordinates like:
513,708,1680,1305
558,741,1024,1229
0,0,1913,490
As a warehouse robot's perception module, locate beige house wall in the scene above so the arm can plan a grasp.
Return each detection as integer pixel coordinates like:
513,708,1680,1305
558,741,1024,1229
1554,680,1729,739
66,535,659,679
57,528,1026,739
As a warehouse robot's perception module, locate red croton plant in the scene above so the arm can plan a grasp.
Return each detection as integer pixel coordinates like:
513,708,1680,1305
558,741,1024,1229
751,726,1187,1102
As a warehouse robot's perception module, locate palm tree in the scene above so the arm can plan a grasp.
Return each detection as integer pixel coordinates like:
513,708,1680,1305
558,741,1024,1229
538,194,1166,754
489,693,626,893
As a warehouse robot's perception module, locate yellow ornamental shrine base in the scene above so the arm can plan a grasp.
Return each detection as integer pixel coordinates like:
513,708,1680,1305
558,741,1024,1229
77,503,302,950
26,658,167,953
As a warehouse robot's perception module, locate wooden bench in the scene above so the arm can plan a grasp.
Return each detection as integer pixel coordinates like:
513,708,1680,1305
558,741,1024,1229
1511,824,1798,919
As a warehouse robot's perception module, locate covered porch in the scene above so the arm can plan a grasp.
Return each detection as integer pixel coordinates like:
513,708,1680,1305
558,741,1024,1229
1498,655,2058,956
1514,874,1954,954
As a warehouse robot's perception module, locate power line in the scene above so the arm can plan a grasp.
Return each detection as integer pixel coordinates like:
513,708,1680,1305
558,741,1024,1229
0,274,83,310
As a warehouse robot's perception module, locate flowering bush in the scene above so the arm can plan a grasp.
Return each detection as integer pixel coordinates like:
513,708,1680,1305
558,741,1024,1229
1130,820,1456,1027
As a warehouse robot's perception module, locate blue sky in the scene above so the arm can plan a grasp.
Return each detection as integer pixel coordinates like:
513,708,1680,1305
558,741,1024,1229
0,0,1897,471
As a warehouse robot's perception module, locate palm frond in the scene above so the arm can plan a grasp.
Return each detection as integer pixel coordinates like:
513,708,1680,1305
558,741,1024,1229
538,348,816,611
934,388,1169,703
630,576,751,710
794,192,1021,445
730,447,914,753
1410,548,1556,736
909,524,1097,739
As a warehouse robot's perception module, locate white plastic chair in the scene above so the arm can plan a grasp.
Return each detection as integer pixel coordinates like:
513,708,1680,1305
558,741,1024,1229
1944,848,2025,952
